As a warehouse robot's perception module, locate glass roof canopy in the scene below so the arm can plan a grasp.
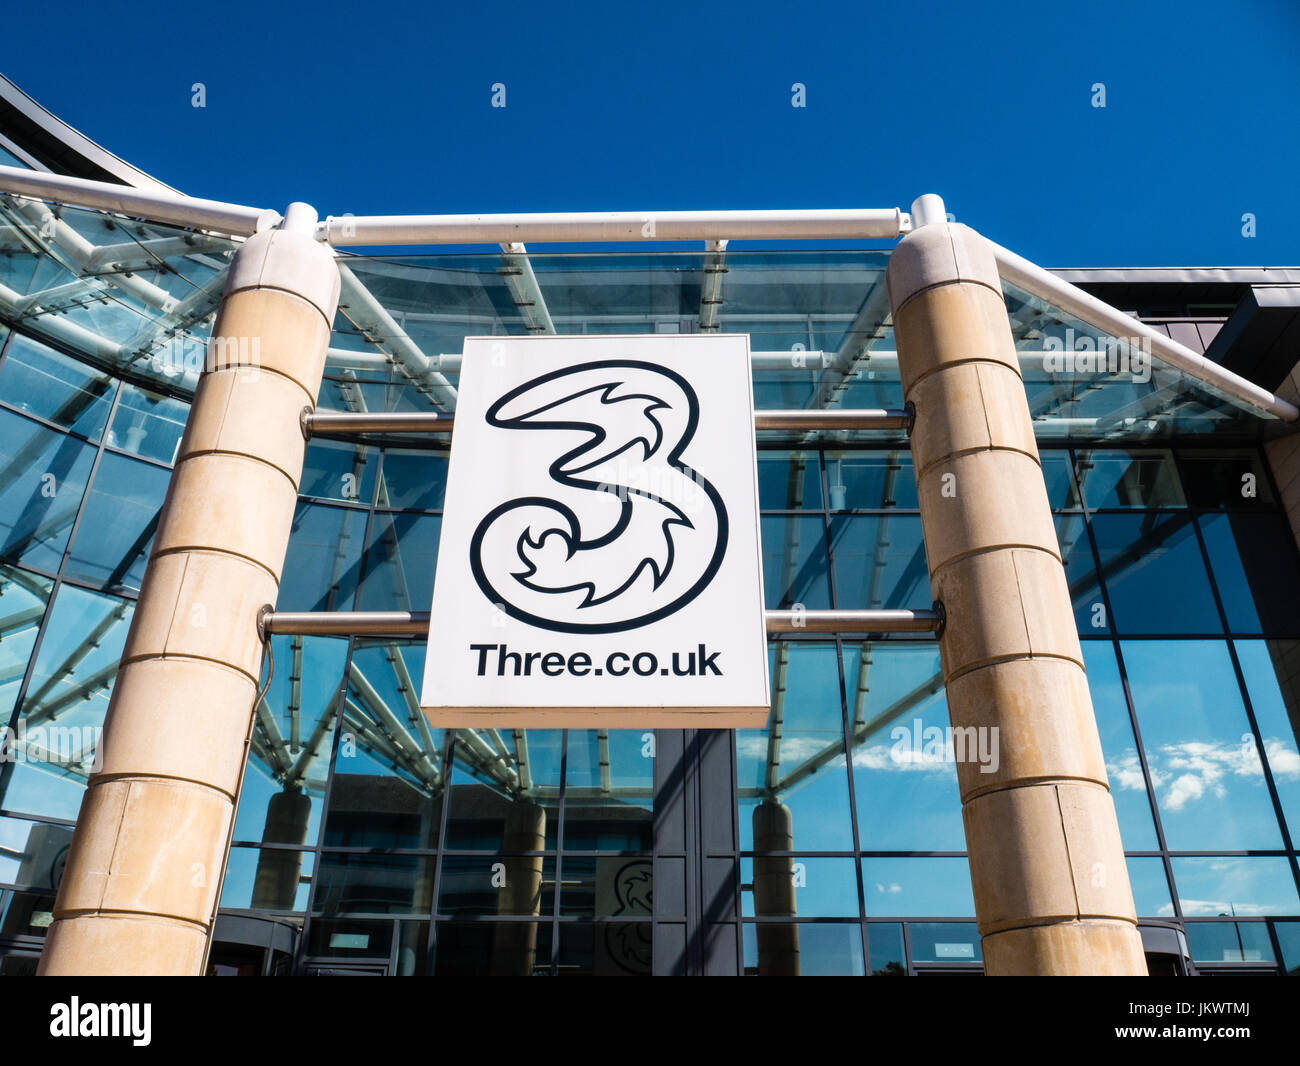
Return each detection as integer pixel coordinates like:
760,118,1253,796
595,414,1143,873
0,196,1279,444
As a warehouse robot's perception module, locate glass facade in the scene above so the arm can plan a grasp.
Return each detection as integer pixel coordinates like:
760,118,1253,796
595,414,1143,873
0,225,1298,975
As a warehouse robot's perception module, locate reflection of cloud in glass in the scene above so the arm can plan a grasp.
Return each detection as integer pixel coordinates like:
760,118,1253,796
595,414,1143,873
873,882,901,895
1108,736,1295,811
850,743,957,775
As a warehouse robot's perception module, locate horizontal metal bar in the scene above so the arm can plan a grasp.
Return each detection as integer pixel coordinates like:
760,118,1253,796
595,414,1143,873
261,608,941,638
302,408,912,438
989,237,1300,423
0,163,279,237
320,208,909,247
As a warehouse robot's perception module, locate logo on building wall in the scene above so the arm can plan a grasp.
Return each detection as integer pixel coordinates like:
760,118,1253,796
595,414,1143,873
421,335,770,728
468,361,728,633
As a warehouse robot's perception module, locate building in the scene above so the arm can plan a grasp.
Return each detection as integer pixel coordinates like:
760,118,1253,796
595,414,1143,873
0,73,1298,976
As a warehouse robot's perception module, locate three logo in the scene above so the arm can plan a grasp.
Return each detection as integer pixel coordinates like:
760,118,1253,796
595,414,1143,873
469,360,729,634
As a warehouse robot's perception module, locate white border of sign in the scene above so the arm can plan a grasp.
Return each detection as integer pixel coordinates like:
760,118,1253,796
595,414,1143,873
420,334,770,728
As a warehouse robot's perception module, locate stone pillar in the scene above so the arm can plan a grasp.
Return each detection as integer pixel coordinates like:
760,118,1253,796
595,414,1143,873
885,212,1146,976
39,209,339,976
251,788,312,911
490,799,546,976
751,799,799,976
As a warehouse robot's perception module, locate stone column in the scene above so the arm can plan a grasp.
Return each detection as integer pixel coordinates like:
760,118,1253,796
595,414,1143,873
39,207,338,976
885,208,1146,976
751,799,799,976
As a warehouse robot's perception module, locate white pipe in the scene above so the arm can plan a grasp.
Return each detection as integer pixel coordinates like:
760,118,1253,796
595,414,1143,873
0,164,278,237
989,238,1299,422
320,207,909,247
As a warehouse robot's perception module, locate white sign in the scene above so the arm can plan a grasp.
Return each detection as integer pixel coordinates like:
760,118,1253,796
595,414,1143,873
421,334,770,727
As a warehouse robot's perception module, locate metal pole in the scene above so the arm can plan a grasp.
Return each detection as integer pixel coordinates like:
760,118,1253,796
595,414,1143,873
260,607,942,638
989,238,1299,422
301,408,914,438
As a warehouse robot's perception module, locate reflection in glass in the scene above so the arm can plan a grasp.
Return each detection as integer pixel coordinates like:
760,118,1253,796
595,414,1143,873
444,729,562,851
867,922,907,975
323,642,444,850
1080,641,1158,848
314,851,435,917
0,334,114,439
741,856,859,917
760,515,829,609
742,922,864,976
828,515,929,610
1179,451,1272,509
220,846,314,912
1058,514,1107,633
106,384,187,464
824,451,917,510
1090,513,1220,634
860,858,975,917
236,635,348,853
0,565,52,721
563,730,653,850
1124,641,1283,850
1236,640,1300,842
64,450,168,593
279,502,366,612
1199,514,1300,635
0,584,133,820
739,643,852,852
0,408,95,574
300,438,374,504
847,642,963,850
377,448,448,511
1126,857,1174,917
433,922,552,976
907,922,981,963
756,450,822,510
358,512,440,612
1076,449,1185,509
1183,921,1276,963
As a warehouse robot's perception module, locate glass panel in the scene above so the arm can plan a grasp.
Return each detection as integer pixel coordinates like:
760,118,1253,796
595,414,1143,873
377,448,449,511
1126,857,1175,918
235,635,348,850
859,858,975,917
106,383,187,464
0,565,52,721
0,816,73,893
866,922,907,975
907,921,981,963
1090,513,1221,634
1041,450,1082,509
742,922,864,976
63,450,168,593
1235,640,1300,842
1184,921,1277,963
0,334,114,439
323,641,444,849
432,921,552,976
313,852,435,916
1199,514,1300,635
1058,514,1106,633
846,641,964,850
756,450,822,510
279,502,367,612
1275,920,1300,975
0,408,95,573
1076,450,1185,509
358,512,440,612
1080,641,1158,848
554,922,652,976
437,855,555,916
1179,450,1273,508
1172,856,1300,918
823,451,917,510
444,729,562,850
1124,640,1284,849
219,846,314,911
562,730,653,850
760,515,829,609
828,515,930,610
739,642,852,852
300,438,375,504
741,856,859,917
0,585,133,820
0,887,58,940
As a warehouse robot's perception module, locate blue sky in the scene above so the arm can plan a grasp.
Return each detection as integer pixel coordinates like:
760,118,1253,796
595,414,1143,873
4,0,1297,265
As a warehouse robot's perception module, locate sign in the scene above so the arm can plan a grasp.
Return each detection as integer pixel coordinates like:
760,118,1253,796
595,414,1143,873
421,334,769,727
